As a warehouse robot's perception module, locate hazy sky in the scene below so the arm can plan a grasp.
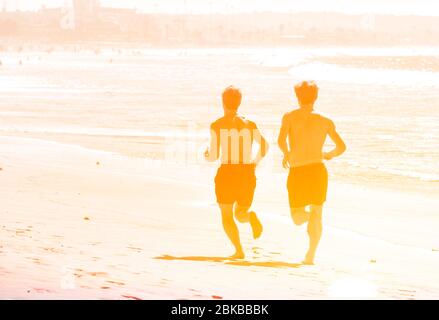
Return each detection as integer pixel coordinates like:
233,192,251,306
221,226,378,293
2,0,439,16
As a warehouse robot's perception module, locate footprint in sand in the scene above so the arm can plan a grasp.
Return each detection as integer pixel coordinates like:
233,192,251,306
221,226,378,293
41,247,62,254
122,295,142,300
29,288,52,294
106,280,125,287
189,289,204,298
160,278,170,285
88,271,109,277
252,246,261,253
15,228,31,236
127,246,143,253
398,290,416,298
80,285,92,289
26,257,44,265
398,289,416,294
75,269,109,278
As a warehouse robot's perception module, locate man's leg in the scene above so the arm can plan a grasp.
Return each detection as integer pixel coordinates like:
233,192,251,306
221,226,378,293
290,206,310,226
234,205,251,223
303,205,323,265
219,204,245,259
235,205,263,239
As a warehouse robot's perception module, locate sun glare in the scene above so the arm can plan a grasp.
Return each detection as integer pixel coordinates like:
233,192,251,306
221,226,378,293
328,277,378,299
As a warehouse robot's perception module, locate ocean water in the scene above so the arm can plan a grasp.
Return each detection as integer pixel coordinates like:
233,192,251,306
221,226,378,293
0,47,438,194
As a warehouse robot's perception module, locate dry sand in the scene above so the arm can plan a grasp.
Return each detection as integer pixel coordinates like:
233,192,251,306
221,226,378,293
1,136,439,300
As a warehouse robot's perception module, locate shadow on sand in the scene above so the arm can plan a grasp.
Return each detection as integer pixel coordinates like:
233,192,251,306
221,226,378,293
155,255,301,269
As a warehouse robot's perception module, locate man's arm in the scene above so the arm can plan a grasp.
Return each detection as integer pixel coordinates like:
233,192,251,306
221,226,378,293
278,114,290,168
204,125,220,162
252,128,269,165
323,121,346,160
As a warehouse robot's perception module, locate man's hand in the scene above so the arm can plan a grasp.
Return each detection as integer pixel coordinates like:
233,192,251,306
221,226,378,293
282,154,290,169
323,152,333,161
250,159,260,169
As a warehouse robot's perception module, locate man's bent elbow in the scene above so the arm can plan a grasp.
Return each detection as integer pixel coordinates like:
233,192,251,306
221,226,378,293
206,156,219,163
277,138,286,153
339,143,347,156
205,152,219,162
262,141,270,157
277,137,282,148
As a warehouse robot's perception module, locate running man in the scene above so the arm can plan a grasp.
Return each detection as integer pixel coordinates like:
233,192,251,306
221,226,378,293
205,86,269,259
278,81,346,265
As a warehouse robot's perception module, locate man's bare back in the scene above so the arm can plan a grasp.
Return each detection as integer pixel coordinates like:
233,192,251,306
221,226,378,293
208,114,267,166
279,109,345,169
281,109,335,168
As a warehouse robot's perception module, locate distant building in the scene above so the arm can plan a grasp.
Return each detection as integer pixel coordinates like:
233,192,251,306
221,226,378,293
73,0,100,31
73,0,100,16
99,7,138,33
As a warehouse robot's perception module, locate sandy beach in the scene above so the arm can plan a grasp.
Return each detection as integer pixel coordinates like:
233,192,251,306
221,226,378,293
1,135,439,300
2,0,439,305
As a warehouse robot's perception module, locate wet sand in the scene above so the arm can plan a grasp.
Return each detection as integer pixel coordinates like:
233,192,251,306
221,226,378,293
1,135,439,299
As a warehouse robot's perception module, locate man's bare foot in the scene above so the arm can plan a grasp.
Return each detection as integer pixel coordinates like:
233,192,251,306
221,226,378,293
249,212,263,239
229,251,245,260
302,253,315,265
302,259,315,265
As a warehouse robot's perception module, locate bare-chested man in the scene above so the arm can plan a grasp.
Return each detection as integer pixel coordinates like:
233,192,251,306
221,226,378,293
278,81,346,265
205,86,269,259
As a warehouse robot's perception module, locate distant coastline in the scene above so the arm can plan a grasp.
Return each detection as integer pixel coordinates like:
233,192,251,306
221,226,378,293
1,9,439,47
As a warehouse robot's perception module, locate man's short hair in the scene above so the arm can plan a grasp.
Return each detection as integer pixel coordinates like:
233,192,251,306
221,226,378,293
295,81,319,105
222,86,242,110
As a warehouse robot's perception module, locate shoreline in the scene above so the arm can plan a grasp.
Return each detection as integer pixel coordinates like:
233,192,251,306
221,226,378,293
1,131,438,197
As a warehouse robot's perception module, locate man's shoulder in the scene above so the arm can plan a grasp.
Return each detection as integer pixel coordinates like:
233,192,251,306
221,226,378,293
310,112,330,121
313,113,335,127
211,115,258,130
242,116,258,129
282,109,300,122
210,117,226,130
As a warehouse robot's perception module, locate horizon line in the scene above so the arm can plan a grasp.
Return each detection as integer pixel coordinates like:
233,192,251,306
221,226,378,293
2,6,439,18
